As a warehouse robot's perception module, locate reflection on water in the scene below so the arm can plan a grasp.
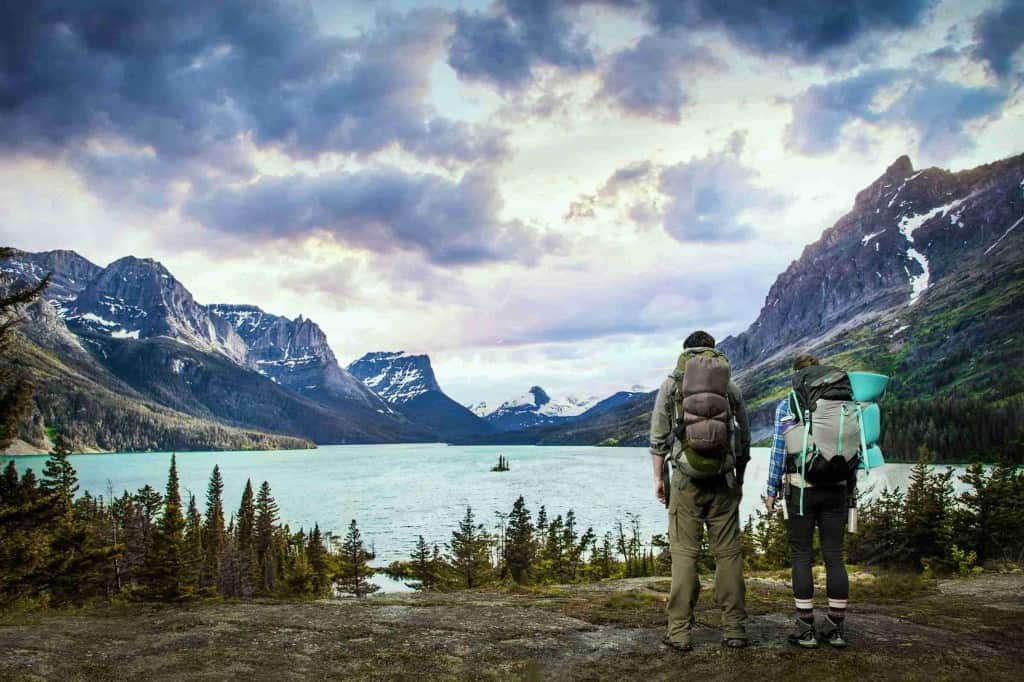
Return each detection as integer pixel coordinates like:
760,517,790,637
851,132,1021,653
2,444,974,591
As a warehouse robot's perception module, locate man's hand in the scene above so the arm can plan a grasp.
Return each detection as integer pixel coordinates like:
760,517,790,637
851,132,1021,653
765,495,776,512
655,476,667,505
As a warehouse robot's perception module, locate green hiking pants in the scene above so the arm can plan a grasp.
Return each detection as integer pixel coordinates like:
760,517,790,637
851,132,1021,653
666,470,747,642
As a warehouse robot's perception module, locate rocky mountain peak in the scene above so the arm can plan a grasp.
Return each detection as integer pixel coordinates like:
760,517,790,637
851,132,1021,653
0,249,102,303
886,155,914,179
347,351,442,404
207,302,384,410
65,256,248,364
529,386,550,406
719,152,1024,371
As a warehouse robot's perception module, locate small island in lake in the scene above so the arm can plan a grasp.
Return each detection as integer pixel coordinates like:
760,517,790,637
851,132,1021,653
491,454,510,472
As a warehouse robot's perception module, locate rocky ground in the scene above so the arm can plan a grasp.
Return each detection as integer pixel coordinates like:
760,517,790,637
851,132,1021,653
1,572,1021,681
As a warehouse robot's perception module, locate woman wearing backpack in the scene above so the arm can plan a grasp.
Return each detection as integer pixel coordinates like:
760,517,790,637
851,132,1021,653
765,353,853,649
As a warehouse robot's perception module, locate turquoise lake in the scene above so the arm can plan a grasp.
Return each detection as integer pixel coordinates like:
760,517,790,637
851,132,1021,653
2,445,973,591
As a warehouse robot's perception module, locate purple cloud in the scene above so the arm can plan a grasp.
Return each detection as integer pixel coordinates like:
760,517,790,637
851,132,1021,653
447,0,595,90
0,2,506,208
186,166,560,266
785,70,1009,159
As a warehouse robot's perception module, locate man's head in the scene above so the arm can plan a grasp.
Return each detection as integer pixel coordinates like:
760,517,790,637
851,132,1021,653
793,352,819,371
684,330,716,349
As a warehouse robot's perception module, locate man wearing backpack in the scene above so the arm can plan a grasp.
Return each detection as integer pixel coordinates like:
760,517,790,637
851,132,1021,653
765,353,853,649
650,330,751,652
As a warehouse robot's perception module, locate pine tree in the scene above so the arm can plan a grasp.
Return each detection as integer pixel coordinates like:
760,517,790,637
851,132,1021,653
0,248,49,450
336,519,379,598
255,481,280,594
0,464,57,605
141,454,195,600
903,447,955,569
235,479,257,596
411,535,436,589
201,465,226,594
447,506,492,588
504,496,535,584
36,444,119,604
185,494,204,595
40,434,78,521
307,523,329,596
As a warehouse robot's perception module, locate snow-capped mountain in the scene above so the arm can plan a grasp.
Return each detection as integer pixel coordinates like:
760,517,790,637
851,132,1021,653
347,351,442,404
0,249,101,303
64,256,249,364
475,386,602,431
3,251,434,449
208,304,387,411
348,352,493,440
718,154,1024,370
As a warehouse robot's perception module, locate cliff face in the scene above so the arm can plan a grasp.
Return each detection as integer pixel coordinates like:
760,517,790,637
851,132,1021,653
0,249,101,302
209,304,388,412
719,154,1024,370
348,351,494,440
66,256,249,365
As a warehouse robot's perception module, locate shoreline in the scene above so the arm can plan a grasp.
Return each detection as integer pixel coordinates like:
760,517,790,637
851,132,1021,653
1,440,1007,467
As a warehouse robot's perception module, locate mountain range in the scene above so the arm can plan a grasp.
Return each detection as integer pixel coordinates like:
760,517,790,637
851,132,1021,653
4,152,1021,458
346,351,494,441
469,386,648,431
454,153,1024,460
1,253,438,451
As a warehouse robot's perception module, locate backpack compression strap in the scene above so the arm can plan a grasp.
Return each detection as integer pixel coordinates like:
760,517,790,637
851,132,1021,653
856,403,870,476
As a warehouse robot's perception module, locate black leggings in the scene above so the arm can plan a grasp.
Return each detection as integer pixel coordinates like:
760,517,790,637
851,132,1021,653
785,484,849,610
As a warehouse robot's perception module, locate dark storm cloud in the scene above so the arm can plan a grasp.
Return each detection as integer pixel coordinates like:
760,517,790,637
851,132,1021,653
658,133,782,243
447,0,595,89
186,166,560,266
0,1,505,198
972,0,1024,77
639,0,935,61
785,70,1009,159
600,34,718,121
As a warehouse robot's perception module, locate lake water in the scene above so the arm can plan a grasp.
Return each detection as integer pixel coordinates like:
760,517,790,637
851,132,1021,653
1,445,975,592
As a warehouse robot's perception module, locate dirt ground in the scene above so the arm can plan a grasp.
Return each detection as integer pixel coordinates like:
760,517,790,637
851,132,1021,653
1,572,1021,681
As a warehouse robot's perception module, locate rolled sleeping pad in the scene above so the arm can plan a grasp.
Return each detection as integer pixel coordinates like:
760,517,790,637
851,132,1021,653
848,371,889,402
859,402,881,444
861,444,886,469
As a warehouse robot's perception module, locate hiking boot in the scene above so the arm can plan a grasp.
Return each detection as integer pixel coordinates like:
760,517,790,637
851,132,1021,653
820,616,849,648
661,635,692,653
787,618,819,649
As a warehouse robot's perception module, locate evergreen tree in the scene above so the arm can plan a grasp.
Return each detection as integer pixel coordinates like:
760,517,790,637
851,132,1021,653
255,481,280,594
955,459,1024,563
307,523,330,596
141,455,195,600
36,443,119,604
903,447,955,569
504,496,535,584
185,494,204,595
235,479,257,596
0,464,58,605
447,506,492,588
40,433,78,521
336,519,379,598
201,465,226,594
410,535,437,590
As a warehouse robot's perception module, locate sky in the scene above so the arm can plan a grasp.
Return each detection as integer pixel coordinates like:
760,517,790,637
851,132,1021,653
1,0,1022,407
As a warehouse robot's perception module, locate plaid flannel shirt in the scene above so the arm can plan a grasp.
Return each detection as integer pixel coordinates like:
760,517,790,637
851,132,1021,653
766,398,795,498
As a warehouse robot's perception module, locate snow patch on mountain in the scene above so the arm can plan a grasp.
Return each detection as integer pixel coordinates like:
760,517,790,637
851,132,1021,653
347,352,442,405
897,197,969,304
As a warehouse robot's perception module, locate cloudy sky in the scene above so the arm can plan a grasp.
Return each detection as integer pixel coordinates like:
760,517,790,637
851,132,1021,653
1,0,1022,406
